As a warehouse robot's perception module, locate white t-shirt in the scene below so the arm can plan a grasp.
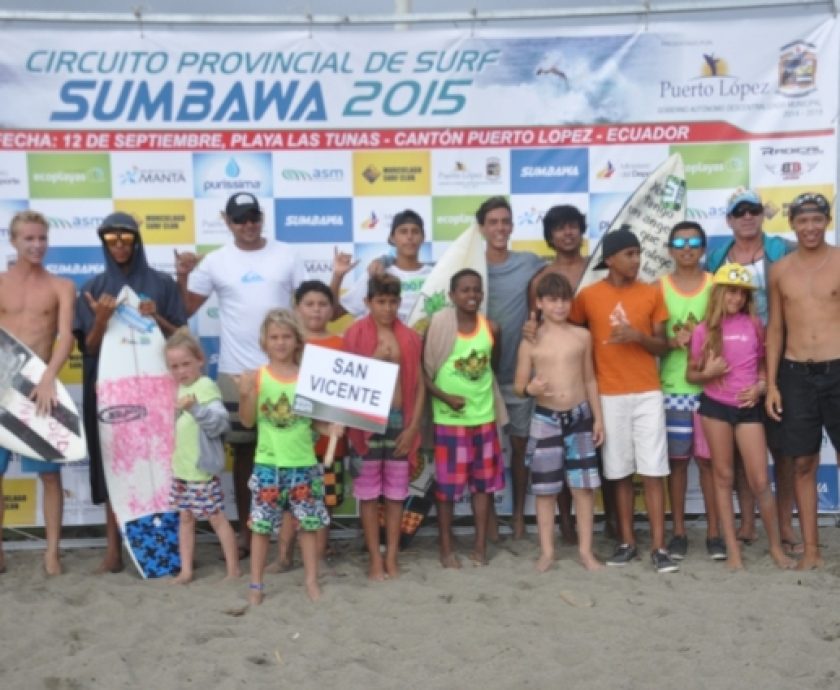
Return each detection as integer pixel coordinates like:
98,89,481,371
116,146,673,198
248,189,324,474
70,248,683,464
340,263,434,323
188,241,307,374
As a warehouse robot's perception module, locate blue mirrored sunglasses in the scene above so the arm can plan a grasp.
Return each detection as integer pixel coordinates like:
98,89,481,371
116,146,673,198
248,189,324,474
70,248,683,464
669,237,704,249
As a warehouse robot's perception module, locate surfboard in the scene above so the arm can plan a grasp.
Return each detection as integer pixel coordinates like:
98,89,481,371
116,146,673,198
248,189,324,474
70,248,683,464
97,286,180,579
578,153,687,292
0,327,86,462
406,223,488,332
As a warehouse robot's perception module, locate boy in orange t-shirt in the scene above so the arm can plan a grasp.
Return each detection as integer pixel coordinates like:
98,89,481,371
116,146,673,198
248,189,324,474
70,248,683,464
570,229,677,573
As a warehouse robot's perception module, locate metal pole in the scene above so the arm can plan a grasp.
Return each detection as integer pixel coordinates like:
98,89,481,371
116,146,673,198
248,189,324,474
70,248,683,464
0,1,832,27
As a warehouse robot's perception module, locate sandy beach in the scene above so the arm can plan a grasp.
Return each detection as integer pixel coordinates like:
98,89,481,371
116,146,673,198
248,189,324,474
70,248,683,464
2,523,840,690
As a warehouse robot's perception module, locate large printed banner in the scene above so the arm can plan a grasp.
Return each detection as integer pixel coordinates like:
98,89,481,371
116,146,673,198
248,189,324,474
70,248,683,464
0,18,838,525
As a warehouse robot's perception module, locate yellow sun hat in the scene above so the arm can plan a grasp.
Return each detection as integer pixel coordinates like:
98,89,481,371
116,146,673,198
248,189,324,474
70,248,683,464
712,263,756,289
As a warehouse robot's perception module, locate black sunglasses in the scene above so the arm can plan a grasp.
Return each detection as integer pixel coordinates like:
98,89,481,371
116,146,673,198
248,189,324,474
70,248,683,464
731,205,764,218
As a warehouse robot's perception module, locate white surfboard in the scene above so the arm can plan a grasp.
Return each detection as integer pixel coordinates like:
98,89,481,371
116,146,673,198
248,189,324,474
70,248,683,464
0,327,86,462
578,153,687,292
406,223,488,331
97,285,180,579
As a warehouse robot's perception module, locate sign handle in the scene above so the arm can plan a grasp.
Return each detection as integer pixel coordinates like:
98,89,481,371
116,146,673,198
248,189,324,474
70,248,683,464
323,434,338,468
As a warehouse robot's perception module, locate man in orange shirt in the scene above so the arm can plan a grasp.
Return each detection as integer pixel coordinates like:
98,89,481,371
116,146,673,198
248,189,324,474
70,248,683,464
570,229,676,573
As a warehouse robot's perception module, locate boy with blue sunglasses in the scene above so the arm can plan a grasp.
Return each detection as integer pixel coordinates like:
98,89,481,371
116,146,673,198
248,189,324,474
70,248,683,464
659,221,723,561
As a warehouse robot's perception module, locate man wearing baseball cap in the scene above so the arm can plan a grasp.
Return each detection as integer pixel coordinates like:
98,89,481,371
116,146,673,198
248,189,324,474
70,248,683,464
74,211,187,573
706,188,798,552
766,192,840,570
175,193,307,558
570,228,677,572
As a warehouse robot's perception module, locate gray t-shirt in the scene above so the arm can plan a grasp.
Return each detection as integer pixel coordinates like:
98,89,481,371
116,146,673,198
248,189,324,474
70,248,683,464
487,251,545,384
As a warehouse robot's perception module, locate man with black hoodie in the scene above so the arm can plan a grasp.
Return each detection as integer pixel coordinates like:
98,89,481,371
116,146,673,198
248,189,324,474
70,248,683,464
73,212,186,573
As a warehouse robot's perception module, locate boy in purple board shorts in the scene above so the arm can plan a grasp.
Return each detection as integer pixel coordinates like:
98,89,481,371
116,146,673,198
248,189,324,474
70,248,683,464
344,275,425,581
424,269,506,568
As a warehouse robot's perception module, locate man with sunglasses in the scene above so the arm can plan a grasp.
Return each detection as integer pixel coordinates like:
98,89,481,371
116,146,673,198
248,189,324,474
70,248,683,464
175,193,307,559
706,188,798,553
766,192,840,570
74,212,186,573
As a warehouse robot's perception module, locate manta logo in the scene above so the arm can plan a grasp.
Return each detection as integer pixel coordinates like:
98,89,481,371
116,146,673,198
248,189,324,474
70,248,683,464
98,405,147,424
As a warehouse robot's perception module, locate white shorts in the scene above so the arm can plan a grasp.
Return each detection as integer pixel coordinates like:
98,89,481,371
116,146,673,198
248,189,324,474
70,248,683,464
601,391,669,480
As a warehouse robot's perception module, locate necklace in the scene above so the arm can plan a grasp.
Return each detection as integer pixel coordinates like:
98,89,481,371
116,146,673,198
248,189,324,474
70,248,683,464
727,243,763,266
796,248,832,296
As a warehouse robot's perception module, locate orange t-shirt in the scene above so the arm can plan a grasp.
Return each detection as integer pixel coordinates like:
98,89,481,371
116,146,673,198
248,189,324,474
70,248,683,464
569,279,668,395
306,334,348,457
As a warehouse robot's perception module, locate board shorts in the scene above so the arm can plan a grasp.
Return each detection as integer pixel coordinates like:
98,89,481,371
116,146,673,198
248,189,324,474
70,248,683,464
248,463,329,536
169,476,225,519
217,373,257,445
600,391,669,480
0,448,61,475
500,383,534,438
525,402,600,495
698,393,763,427
664,393,710,460
778,358,840,457
353,410,410,502
434,421,504,501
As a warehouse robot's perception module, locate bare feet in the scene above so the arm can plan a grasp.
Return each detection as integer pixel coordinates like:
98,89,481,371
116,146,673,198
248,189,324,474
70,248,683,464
535,553,554,573
265,558,293,574
44,551,62,576
579,552,604,571
384,554,400,579
222,569,242,582
794,549,823,571
736,527,757,544
782,539,805,556
306,580,321,602
726,558,745,572
170,571,193,585
440,553,461,569
368,559,386,581
94,553,124,575
469,550,488,567
247,584,264,605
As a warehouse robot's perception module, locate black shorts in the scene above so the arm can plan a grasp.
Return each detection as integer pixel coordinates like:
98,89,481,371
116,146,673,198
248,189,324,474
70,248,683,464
778,358,840,457
698,393,763,427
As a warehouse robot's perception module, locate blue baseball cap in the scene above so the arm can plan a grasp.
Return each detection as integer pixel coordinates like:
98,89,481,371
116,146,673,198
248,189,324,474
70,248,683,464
726,188,762,216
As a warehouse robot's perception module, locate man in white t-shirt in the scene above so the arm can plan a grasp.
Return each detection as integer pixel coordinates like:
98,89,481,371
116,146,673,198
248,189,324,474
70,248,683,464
175,192,307,556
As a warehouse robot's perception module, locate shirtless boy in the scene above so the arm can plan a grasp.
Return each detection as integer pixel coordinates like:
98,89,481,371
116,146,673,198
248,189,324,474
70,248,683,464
0,211,76,575
515,272,604,572
766,192,840,570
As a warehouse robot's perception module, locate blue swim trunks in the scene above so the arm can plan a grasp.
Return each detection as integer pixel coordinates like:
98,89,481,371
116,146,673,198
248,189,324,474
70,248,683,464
0,448,62,475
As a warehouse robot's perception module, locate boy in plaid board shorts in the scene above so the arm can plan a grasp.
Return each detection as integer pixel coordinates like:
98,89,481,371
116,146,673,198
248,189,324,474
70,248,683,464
424,269,504,568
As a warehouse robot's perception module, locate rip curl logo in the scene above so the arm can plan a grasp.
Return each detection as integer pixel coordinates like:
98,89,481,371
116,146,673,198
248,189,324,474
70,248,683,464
98,405,147,424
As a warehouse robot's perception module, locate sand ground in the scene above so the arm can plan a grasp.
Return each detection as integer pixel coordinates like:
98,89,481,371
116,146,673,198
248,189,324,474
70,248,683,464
2,525,840,690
